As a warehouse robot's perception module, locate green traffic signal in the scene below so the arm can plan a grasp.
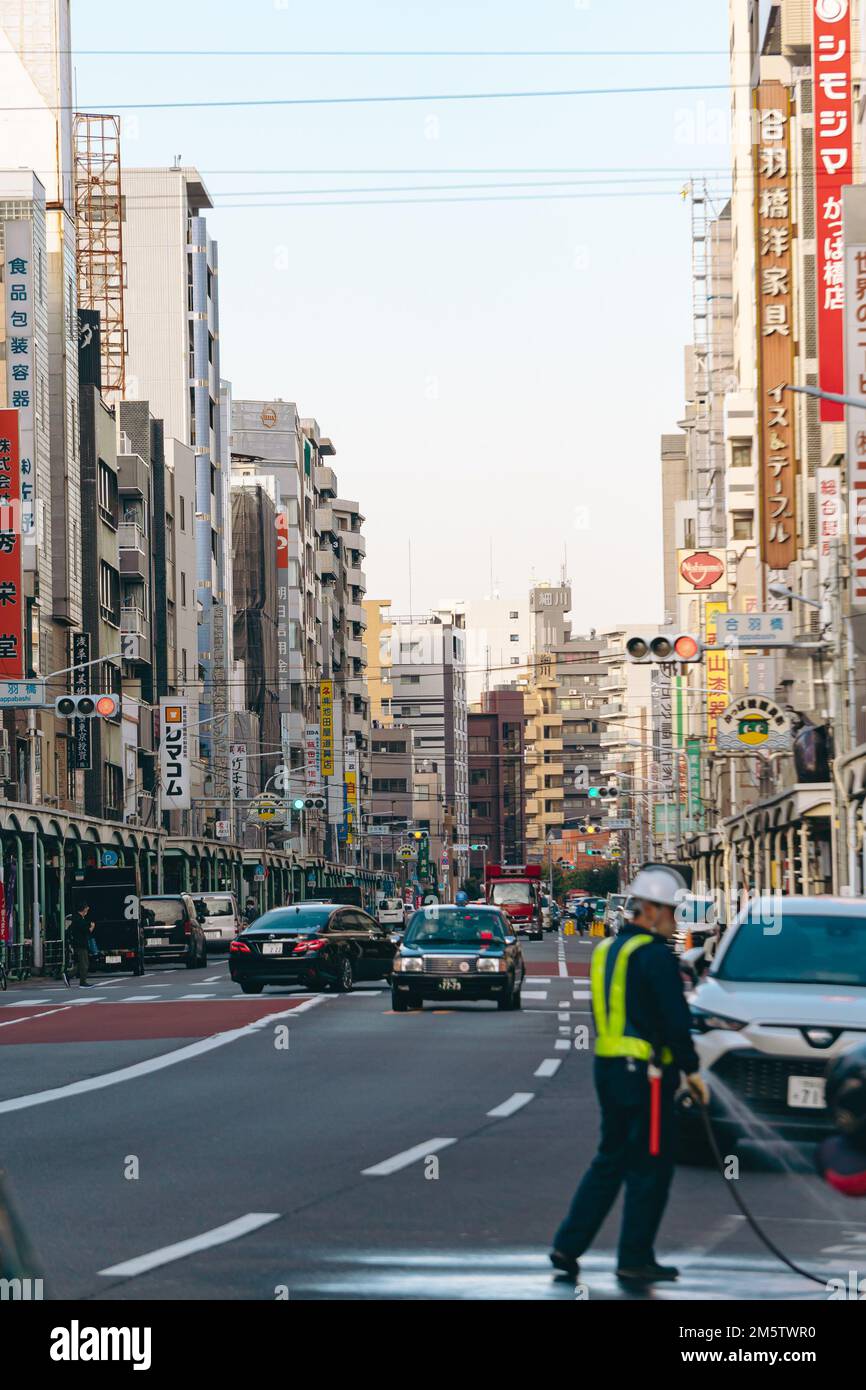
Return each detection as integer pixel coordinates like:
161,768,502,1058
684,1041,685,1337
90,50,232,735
293,798,304,810
588,787,601,798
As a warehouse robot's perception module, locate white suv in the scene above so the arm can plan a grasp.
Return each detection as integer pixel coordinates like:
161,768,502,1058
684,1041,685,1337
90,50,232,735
684,896,866,1153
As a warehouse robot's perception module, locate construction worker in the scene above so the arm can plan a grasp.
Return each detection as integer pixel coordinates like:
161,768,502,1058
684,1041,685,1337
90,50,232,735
549,864,709,1286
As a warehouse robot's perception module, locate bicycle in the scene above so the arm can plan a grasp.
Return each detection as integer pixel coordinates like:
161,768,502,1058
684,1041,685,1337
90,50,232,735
4,941,31,983
47,937,74,988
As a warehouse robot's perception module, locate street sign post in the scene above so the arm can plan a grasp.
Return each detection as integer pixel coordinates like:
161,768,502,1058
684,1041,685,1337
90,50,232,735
0,680,45,708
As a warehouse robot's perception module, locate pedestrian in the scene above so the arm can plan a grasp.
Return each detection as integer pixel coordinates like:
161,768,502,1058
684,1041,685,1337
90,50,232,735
70,900,96,988
550,864,710,1286
244,895,258,925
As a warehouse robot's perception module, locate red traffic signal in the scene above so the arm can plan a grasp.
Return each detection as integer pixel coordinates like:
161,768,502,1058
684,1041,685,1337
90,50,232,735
626,632,702,663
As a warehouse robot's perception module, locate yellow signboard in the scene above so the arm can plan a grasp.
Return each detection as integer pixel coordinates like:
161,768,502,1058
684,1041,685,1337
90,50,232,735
320,680,334,776
705,599,730,751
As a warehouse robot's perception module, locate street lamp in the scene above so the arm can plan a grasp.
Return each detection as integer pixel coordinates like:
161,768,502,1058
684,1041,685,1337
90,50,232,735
767,579,821,611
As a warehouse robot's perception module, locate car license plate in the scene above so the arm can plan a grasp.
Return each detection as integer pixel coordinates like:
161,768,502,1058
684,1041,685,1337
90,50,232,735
205,930,220,937
105,954,121,964
439,978,462,991
148,937,169,947
787,1075,826,1110
262,942,283,955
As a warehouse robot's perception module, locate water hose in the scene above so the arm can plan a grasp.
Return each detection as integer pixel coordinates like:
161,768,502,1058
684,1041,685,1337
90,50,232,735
682,1091,828,1288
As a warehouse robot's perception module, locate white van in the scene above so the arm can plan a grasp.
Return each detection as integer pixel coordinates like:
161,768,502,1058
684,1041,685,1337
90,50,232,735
198,892,243,949
376,897,406,928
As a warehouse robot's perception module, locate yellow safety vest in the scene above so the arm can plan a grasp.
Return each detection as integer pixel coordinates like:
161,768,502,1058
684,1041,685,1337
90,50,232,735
590,934,673,1065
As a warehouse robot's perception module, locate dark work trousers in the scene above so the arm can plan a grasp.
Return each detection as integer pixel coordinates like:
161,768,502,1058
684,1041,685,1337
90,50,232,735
74,944,90,985
553,1057,678,1268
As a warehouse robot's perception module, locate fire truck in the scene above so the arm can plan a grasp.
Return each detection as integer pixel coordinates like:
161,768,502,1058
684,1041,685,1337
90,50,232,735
484,863,543,941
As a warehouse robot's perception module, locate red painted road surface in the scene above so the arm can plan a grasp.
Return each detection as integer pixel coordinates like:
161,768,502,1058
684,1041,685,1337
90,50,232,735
0,997,312,1045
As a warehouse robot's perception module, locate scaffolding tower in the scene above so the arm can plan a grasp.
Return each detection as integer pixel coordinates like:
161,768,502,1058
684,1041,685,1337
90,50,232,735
73,113,126,401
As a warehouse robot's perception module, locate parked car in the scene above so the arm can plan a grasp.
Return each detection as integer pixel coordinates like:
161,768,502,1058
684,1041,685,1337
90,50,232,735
229,902,396,994
198,892,243,950
391,904,525,1012
139,894,208,969
680,896,866,1160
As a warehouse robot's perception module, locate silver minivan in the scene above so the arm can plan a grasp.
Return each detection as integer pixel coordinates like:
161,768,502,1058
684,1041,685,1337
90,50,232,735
376,897,406,928
199,892,243,950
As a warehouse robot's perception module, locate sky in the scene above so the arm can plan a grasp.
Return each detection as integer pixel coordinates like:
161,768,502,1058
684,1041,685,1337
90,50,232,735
71,0,731,631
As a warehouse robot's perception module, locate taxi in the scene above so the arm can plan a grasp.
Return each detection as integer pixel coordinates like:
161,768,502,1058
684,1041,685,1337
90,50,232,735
391,904,525,1012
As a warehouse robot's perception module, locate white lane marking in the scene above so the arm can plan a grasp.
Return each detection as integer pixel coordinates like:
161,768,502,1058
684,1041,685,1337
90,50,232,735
120,996,162,1003
178,993,216,1000
522,990,548,1000
0,998,52,1007
0,1004,74,1030
528,977,552,984
558,1012,570,1022
572,990,591,1000
558,1026,571,1035
98,1212,280,1278
487,1091,534,1118
535,1058,562,1078
0,994,331,1115
557,934,568,978
362,1137,456,1177
554,1038,571,1050
204,975,223,983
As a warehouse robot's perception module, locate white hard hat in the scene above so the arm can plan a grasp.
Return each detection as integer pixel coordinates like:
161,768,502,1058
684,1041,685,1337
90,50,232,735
625,864,688,909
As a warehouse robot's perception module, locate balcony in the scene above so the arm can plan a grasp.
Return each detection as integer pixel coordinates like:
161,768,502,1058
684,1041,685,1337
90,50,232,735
346,602,367,628
118,521,148,581
314,465,337,497
315,504,335,537
121,605,146,637
346,565,366,590
347,637,367,664
316,549,338,582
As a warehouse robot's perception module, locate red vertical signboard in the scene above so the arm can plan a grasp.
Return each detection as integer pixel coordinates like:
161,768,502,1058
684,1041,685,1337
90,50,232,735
0,410,24,679
813,0,853,423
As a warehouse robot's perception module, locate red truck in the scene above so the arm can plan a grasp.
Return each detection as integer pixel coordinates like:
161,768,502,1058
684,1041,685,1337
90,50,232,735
485,863,544,941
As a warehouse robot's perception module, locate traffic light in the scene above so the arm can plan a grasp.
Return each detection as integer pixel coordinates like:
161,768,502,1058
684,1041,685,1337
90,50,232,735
292,798,305,811
304,796,326,810
597,782,618,802
55,693,120,719
413,830,429,841
625,633,702,663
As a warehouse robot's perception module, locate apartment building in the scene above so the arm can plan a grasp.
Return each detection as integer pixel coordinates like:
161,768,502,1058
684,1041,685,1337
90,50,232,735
388,610,469,887
454,596,531,704
363,597,394,725
467,689,526,874
522,663,564,862
122,164,233,810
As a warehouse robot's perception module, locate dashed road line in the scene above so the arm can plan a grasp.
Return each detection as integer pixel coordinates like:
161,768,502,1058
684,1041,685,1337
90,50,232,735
554,1038,571,1051
362,1137,457,1177
98,1213,280,1278
522,990,548,1000
535,1058,562,1078
487,1091,534,1119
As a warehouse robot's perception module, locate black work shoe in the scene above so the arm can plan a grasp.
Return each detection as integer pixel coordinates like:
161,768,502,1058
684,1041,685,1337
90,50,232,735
616,1263,679,1284
79,981,94,988
549,1249,580,1279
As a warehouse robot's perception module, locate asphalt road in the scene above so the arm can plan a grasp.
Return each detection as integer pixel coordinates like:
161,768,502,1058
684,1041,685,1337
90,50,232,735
1,931,863,1302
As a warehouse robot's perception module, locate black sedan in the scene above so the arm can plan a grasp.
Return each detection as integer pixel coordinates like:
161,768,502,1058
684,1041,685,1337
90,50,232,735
228,903,396,994
391,905,525,1012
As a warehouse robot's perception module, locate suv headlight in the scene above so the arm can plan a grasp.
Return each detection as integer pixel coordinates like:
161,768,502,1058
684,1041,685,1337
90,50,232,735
690,1006,746,1033
395,956,423,973
476,957,502,973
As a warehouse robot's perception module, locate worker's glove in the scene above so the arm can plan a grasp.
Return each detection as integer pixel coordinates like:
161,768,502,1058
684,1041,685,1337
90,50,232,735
686,1073,710,1107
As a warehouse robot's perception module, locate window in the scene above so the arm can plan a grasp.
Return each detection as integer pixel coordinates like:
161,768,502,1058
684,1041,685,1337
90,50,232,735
731,439,751,469
97,461,118,525
98,561,120,624
510,657,520,666
401,674,421,685
509,610,519,620
373,739,406,754
470,768,491,786
732,511,753,541
103,762,123,811
400,704,420,717
181,572,187,606
471,801,492,819
413,783,428,799
469,736,491,754
180,496,186,531
372,777,408,794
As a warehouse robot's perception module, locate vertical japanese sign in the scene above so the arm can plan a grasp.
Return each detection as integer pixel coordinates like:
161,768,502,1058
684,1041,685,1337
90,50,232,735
230,743,247,803
344,735,358,847
70,631,91,771
843,190,866,609
275,510,290,706
685,737,704,832
319,679,334,776
304,724,321,793
705,599,730,751
4,223,36,559
160,697,190,810
0,412,23,678
816,466,842,601
813,0,853,422
754,82,798,570
650,668,673,790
